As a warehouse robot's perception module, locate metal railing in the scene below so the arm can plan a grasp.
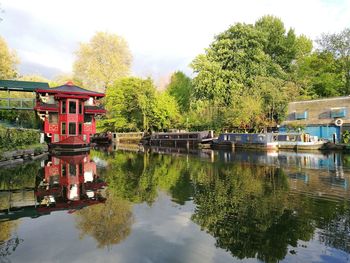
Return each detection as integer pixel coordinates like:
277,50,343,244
0,98,35,110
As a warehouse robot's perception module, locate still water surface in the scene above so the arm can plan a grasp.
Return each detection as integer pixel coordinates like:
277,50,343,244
1,147,350,263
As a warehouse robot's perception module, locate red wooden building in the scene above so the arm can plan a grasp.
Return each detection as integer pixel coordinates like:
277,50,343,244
34,81,106,147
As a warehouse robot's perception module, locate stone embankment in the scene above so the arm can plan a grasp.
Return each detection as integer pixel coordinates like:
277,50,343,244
0,144,49,167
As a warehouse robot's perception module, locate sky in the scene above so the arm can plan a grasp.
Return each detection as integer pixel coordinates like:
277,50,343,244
0,0,350,88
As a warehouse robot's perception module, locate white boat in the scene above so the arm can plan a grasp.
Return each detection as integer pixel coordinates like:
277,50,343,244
277,133,326,151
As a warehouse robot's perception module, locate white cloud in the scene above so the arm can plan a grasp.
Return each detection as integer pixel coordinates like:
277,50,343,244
1,0,349,83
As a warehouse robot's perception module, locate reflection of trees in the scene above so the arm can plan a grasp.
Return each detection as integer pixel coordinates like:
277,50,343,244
75,194,133,248
93,149,350,261
191,163,315,263
0,220,23,262
101,151,193,205
0,161,40,191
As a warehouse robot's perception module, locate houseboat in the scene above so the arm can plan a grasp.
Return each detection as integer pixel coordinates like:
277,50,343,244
276,133,326,151
212,133,278,150
34,81,106,152
148,130,214,148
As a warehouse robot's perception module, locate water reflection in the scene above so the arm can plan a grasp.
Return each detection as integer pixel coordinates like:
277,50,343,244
0,148,350,262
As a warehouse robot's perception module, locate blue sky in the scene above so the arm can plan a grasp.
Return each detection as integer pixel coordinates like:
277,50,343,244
1,0,349,87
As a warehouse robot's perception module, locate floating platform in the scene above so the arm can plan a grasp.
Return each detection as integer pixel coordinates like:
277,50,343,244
49,136,90,154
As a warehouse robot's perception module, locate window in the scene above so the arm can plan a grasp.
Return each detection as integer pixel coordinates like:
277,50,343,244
69,122,76,135
69,164,76,176
295,111,308,120
79,163,83,175
61,122,66,135
79,123,83,135
69,100,77,114
62,165,66,177
331,108,347,118
79,102,83,114
61,100,66,114
49,113,58,124
84,114,92,123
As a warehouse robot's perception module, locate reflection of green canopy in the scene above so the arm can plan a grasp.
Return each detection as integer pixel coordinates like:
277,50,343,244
0,80,49,92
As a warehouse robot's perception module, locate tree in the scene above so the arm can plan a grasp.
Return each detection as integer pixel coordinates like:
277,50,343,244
151,92,180,130
100,76,180,132
295,52,343,97
317,28,350,94
191,23,271,105
166,71,192,112
73,32,132,92
0,36,18,79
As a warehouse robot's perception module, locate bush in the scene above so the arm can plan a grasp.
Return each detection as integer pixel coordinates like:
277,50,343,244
0,126,40,150
342,130,350,144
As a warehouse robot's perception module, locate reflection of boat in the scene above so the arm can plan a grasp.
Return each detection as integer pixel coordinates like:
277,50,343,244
276,133,326,151
213,133,278,150
288,172,309,183
91,132,112,144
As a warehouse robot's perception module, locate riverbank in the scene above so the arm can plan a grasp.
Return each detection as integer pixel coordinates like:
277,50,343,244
0,143,48,167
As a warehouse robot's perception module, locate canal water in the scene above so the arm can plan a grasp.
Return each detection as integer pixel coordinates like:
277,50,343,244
1,147,350,263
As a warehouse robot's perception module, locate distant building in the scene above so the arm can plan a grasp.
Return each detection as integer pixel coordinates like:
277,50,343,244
280,96,350,142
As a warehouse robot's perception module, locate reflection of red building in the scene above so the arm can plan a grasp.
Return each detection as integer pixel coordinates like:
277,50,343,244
36,153,106,213
34,81,106,146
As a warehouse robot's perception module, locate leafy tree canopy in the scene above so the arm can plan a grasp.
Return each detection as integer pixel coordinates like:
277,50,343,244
73,32,132,92
0,36,18,79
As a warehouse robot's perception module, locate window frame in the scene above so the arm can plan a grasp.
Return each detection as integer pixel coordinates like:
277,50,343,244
69,122,77,135
69,100,77,114
61,122,66,135
61,100,66,114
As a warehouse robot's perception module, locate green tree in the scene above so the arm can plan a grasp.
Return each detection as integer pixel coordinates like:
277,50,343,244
0,36,18,79
295,52,343,97
190,16,309,129
101,77,180,132
151,91,180,130
73,32,132,92
191,23,271,105
166,71,192,112
317,28,350,94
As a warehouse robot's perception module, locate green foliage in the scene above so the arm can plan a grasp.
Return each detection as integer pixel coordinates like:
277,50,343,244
342,130,350,144
295,52,343,97
190,15,310,130
101,77,179,132
0,36,18,79
0,161,40,191
0,126,40,150
317,28,350,94
73,32,132,92
166,71,192,112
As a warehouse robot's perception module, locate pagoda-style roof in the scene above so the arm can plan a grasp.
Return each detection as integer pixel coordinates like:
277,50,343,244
36,81,104,97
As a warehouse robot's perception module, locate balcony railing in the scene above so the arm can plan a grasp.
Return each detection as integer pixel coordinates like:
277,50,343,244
0,98,35,110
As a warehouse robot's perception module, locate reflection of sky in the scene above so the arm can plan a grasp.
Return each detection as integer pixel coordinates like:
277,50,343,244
5,193,236,263
6,190,349,263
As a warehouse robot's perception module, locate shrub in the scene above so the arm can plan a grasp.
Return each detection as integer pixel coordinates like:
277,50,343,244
0,126,40,150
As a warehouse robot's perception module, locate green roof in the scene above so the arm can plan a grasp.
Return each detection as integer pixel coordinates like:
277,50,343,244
0,80,49,92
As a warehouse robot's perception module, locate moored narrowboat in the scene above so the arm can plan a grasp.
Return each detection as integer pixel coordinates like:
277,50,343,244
276,133,326,151
212,133,278,150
